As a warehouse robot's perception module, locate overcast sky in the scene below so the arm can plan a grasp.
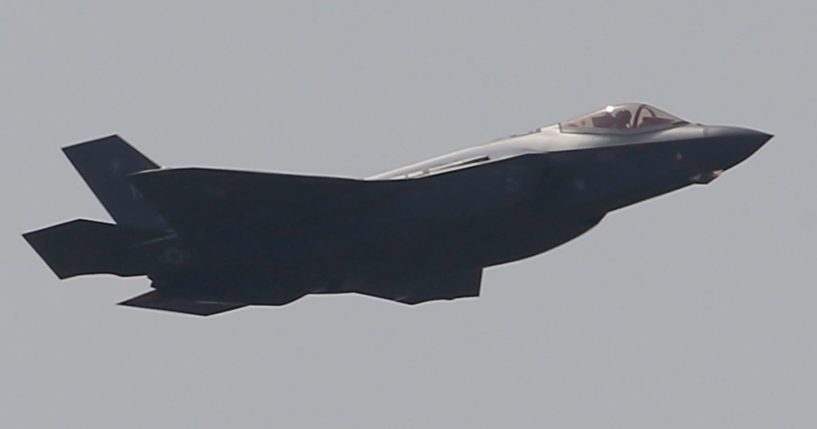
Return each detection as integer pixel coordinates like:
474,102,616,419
2,1,816,428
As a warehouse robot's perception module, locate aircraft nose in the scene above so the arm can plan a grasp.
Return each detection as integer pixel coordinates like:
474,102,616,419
702,125,773,171
705,125,773,149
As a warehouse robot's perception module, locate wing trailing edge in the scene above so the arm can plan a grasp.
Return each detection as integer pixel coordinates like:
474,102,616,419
354,269,483,304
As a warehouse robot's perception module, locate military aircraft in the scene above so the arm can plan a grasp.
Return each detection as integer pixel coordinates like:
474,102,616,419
23,103,772,316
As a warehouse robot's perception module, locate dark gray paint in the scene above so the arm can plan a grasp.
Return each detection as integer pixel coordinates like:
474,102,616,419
4,2,814,427
23,111,771,315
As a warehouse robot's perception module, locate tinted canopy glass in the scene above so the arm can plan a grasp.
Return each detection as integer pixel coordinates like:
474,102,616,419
561,103,686,134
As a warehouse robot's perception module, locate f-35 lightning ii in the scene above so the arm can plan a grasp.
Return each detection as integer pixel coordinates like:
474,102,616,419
23,103,772,316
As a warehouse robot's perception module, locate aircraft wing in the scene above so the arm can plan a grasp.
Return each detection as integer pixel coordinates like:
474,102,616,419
119,290,246,316
128,168,410,244
353,269,483,304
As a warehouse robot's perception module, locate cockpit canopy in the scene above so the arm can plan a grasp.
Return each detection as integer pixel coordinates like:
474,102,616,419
561,103,687,134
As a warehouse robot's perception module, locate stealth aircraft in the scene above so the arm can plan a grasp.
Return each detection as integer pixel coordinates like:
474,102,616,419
23,103,772,315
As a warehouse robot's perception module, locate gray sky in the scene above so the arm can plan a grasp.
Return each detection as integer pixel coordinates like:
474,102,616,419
2,1,816,427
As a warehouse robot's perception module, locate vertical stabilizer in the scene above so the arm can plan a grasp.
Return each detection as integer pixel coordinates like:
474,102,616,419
62,135,171,231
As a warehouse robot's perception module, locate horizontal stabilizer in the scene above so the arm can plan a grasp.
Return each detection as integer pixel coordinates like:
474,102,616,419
119,291,246,316
23,219,165,279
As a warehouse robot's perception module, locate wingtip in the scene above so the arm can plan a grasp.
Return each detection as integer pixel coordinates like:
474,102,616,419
21,227,72,280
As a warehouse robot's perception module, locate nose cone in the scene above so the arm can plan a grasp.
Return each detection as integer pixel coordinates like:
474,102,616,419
706,125,773,148
703,125,773,169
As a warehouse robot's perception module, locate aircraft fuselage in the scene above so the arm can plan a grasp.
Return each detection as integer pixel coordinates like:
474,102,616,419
23,103,773,315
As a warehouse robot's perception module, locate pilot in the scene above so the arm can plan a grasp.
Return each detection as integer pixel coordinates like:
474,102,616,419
613,110,632,129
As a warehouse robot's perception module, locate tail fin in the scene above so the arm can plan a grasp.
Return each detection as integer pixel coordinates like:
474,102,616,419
23,219,166,279
63,135,171,231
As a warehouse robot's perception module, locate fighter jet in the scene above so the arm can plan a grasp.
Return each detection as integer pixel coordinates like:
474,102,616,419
23,103,772,316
